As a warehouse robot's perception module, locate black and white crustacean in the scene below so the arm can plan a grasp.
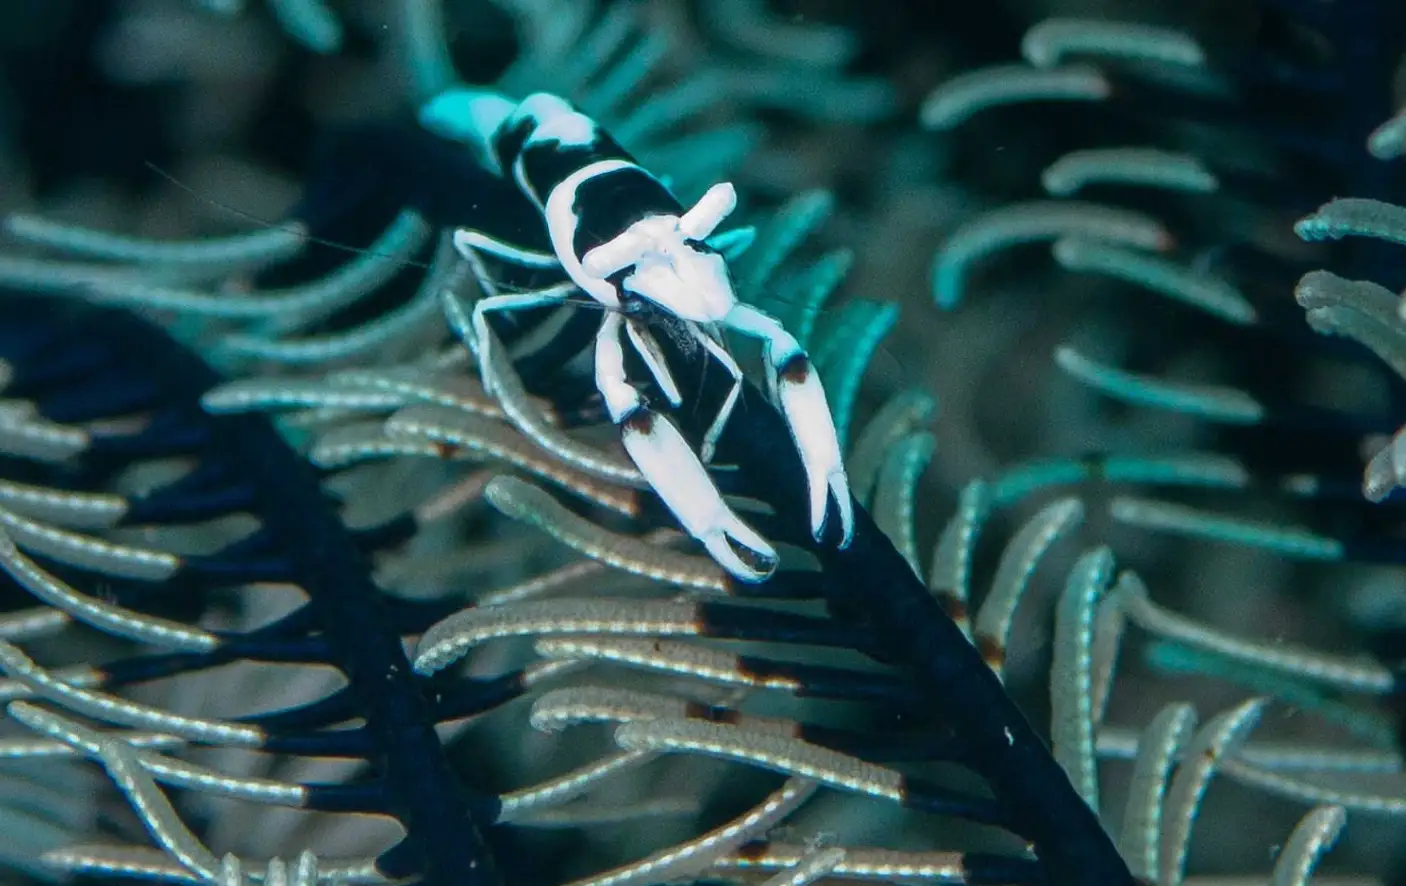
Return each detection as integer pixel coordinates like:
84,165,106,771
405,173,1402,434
420,88,854,582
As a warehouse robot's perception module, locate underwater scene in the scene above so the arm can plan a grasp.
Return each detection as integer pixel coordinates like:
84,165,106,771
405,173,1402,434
0,1,1403,884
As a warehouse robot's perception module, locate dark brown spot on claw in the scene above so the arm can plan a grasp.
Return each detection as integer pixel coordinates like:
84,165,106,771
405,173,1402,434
778,354,811,384
622,408,655,434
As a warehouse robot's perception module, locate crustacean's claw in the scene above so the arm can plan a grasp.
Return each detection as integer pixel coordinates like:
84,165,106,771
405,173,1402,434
721,304,854,548
771,352,854,547
596,311,776,582
620,408,778,582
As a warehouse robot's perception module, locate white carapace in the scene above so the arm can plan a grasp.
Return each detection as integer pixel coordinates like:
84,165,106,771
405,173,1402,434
421,89,854,582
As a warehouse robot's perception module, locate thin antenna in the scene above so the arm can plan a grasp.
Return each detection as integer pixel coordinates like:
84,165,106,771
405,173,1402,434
145,161,435,269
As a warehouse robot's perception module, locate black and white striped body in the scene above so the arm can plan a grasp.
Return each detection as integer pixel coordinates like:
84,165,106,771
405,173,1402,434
490,93,692,309
493,95,678,218
430,87,855,582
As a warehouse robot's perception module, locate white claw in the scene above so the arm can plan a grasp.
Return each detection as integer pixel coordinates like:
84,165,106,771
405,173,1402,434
620,409,778,582
598,310,776,581
775,356,854,548
720,304,855,550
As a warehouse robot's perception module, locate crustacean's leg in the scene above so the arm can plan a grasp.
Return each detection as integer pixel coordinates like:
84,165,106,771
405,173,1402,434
453,229,560,268
622,318,683,409
686,325,744,465
454,231,574,395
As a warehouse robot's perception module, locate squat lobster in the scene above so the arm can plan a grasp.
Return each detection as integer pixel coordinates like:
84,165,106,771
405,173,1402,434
421,89,854,582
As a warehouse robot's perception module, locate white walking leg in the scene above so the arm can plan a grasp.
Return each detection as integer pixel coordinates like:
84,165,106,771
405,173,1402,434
455,235,572,395
470,290,570,395
688,325,744,465
623,318,683,408
453,229,561,268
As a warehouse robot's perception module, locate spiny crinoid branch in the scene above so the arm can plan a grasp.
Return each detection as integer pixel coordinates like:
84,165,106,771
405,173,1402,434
91,303,504,886
1272,0,1406,283
641,313,1134,886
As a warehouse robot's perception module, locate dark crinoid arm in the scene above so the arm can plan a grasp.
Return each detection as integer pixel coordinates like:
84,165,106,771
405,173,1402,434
634,309,1135,886
0,293,506,886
